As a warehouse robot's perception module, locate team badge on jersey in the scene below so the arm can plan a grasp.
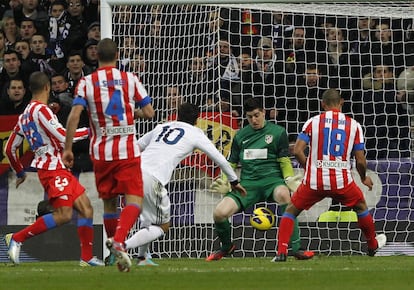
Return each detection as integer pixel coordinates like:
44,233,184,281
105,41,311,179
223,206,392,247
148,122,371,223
265,135,273,144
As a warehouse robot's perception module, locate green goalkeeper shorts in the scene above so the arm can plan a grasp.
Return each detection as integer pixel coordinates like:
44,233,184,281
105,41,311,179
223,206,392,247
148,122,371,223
226,176,286,211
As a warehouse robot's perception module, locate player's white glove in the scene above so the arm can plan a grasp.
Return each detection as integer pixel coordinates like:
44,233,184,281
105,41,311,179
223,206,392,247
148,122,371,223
210,178,231,195
285,175,303,192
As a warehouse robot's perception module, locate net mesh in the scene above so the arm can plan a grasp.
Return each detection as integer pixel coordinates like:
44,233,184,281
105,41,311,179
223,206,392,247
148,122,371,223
109,2,414,258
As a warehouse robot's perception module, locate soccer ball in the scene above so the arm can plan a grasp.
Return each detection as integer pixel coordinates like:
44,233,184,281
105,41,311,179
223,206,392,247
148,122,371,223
250,207,276,231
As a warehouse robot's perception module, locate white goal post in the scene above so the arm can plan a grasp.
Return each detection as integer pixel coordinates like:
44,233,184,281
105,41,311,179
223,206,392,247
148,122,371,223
100,0,414,259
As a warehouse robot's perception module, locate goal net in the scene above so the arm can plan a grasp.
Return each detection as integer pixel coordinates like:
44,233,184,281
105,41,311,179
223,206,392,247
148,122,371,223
103,1,414,258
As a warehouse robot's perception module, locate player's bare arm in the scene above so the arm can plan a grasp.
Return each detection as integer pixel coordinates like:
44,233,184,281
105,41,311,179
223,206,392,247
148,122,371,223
63,105,83,168
354,149,373,190
134,103,155,119
293,138,308,169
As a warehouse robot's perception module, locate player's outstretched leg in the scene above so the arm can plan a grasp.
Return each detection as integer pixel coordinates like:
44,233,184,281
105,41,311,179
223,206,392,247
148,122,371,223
5,233,21,265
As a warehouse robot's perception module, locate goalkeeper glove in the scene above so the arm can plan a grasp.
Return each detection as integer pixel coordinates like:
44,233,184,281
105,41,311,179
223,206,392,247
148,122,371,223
285,175,303,192
210,178,231,195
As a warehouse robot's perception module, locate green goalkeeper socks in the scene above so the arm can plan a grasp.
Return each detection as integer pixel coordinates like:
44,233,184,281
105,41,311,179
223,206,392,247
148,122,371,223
215,220,232,251
279,204,301,253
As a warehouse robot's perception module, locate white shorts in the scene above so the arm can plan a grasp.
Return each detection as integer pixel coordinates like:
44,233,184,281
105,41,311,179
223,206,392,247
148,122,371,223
140,171,170,227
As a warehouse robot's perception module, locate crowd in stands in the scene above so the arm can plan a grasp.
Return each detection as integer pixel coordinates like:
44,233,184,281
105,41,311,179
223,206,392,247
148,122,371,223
0,3,413,161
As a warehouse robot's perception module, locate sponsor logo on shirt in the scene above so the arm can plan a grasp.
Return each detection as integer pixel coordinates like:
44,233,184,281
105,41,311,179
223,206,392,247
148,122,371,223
316,160,348,169
101,125,135,136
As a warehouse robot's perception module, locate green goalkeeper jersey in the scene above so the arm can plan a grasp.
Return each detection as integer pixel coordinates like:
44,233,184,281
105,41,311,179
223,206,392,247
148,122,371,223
228,120,290,181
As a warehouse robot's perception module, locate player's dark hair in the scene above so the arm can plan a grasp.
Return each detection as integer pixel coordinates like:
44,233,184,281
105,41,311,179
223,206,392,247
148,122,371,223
322,88,341,106
177,102,199,125
97,38,117,63
243,97,263,113
29,71,50,94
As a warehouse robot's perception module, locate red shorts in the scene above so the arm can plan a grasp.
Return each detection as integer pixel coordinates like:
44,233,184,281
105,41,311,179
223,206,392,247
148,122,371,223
291,181,365,211
93,157,143,199
38,169,85,208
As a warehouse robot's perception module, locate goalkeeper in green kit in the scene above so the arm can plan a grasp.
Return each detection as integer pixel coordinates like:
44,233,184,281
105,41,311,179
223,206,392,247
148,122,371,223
206,98,314,261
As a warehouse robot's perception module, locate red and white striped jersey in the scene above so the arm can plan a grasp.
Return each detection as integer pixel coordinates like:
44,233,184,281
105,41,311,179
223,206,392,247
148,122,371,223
73,66,151,161
299,109,365,191
5,101,89,174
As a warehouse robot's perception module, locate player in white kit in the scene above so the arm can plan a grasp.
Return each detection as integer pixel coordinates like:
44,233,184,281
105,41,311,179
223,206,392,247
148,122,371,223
124,103,246,265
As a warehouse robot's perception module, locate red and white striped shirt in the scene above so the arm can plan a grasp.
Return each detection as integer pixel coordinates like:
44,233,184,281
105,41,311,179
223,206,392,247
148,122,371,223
73,66,151,161
5,101,89,174
299,109,365,191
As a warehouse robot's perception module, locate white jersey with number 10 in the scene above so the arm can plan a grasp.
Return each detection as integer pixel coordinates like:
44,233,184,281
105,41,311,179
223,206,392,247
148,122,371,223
138,121,238,186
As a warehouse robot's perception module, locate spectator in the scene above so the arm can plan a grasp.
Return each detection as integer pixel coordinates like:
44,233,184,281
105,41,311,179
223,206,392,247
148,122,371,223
318,26,351,91
237,47,262,117
18,17,37,41
0,49,29,97
284,27,309,78
64,0,88,53
12,0,49,37
349,16,375,80
239,47,262,99
362,64,410,159
217,39,240,90
83,39,98,72
118,36,137,71
86,21,100,41
284,63,326,136
362,64,394,90
29,33,61,75
255,36,284,120
51,73,73,107
270,11,294,49
163,85,184,121
14,38,37,75
48,0,69,60
0,78,29,115
371,20,404,77
63,50,91,93
1,15,19,48
396,66,414,115
14,39,30,60
182,55,213,108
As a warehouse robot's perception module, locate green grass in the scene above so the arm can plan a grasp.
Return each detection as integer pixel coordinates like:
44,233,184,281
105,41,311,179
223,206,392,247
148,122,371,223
0,256,413,290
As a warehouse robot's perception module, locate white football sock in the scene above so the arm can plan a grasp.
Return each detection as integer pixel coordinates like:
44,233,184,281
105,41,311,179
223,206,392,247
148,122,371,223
125,225,165,250
137,243,150,258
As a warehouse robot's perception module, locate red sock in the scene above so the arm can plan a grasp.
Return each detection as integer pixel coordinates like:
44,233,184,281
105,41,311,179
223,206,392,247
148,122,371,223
113,204,140,244
13,216,50,243
277,215,295,255
358,213,378,249
78,225,94,261
103,213,119,238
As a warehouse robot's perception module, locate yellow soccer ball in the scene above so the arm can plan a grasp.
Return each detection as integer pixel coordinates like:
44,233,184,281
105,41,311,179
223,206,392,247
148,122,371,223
250,207,276,231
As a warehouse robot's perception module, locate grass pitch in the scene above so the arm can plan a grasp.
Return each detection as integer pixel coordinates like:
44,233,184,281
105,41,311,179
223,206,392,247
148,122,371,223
0,256,413,290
